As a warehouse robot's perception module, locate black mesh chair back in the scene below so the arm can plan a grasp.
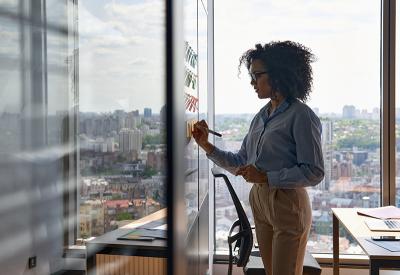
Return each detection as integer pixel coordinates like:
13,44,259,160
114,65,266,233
212,168,253,275
212,168,322,275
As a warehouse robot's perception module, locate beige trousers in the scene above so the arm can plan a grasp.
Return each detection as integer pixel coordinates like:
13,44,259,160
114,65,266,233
249,183,312,275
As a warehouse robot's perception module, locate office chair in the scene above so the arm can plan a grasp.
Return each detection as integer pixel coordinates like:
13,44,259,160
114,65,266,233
212,168,322,275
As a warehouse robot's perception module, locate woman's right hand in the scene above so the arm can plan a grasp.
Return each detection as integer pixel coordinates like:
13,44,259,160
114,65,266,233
192,120,209,146
192,120,215,154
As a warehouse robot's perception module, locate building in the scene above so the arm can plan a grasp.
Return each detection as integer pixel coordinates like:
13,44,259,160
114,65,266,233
144,108,152,118
320,120,333,191
352,150,369,166
79,200,106,237
147,149,166,171
118,128,142,153
342,105,356,119
125,114,141,129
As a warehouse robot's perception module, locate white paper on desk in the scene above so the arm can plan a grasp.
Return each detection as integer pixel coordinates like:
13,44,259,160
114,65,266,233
155,224,167,230
366,238,400,252
357,206,400,219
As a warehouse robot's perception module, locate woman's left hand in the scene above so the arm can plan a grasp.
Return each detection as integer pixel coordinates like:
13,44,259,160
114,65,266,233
236,164,267,184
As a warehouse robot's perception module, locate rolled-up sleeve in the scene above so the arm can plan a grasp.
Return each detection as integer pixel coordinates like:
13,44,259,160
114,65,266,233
267,109,325,188
206,135,248,171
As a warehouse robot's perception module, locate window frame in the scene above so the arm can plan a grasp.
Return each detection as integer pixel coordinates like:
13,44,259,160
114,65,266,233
64,0,79,248
381,0,396,206
212,0,398,264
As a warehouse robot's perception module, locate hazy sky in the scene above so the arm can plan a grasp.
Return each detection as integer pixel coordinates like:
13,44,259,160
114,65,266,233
214,0,381,114
79,0,165,113
78,0,383,115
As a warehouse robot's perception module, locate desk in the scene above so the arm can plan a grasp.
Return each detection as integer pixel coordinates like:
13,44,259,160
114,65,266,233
332,208,400,275
86,209,167,275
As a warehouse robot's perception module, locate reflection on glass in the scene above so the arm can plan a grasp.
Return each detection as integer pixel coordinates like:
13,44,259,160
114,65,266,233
215,0,381,254
78,0,166,239
0,0,17,13
198,3,208,206
46,0,68,28
396,0,400,208
0,17,21,154
184,0,199,228
0,1,73,273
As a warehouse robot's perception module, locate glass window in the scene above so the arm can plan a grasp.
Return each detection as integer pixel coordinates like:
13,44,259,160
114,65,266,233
198,1,208,207
0,0,17,13
214,0,381,254
184,0,199,228
396,1,400,208
0,17,21,155
78,0,166,239
0,1,73,273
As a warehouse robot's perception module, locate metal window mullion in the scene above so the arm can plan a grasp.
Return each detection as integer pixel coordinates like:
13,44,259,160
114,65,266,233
65,0,79,247
389,0,396,206
71,0,79,247
166,0,186,274
381,0,396,206
207,0,215,272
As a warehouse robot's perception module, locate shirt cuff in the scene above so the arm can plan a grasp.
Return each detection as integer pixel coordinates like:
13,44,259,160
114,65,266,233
266,171,280,188
206,145,220,159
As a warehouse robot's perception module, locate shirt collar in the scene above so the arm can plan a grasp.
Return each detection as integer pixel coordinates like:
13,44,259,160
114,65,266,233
265,97,293,116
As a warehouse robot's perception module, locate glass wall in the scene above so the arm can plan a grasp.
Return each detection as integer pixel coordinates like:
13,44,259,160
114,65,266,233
183,0,210,225
0,0,209,273
184,0,199,228
183,1,211,274
396,1,400,207
214,0,381,254
77,0,166,240
198,0,209,211
0,0,75,273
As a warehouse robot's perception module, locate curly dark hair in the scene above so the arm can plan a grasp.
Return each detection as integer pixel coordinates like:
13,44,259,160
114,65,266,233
239,41,316,102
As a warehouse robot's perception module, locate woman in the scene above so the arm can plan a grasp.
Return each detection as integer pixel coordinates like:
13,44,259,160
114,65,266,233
193,41,324,275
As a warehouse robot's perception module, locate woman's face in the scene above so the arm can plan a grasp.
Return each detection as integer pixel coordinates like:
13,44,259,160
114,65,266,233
249,59,273,99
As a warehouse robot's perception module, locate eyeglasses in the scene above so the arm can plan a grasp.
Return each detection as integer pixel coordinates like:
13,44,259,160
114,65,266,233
249,71,268,82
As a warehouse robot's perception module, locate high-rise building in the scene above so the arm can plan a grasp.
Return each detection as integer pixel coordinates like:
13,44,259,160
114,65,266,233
132,128,142,152
114,109,126,131
144,108,152,118
331,159,340,180
147,150,166,172
106,137,115,153
320,120,333,191
342,105,356,119
125,111,142,130
352,150,368,166
119,128,133,153
160,105,166,126
119,128,142,153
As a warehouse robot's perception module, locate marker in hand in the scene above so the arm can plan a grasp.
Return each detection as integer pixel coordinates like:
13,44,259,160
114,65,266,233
197,125,222,137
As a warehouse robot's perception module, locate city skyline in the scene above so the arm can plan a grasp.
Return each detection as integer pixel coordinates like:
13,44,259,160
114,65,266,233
75,98,392,253
78,104,382,117
76,0,386,114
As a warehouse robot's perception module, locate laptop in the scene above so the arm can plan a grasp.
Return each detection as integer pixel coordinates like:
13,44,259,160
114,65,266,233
365,219,400,232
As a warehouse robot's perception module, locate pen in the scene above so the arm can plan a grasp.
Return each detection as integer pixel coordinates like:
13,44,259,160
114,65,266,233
197,125,222,137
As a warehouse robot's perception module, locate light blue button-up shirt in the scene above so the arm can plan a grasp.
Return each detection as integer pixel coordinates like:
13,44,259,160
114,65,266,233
207,98,324,189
